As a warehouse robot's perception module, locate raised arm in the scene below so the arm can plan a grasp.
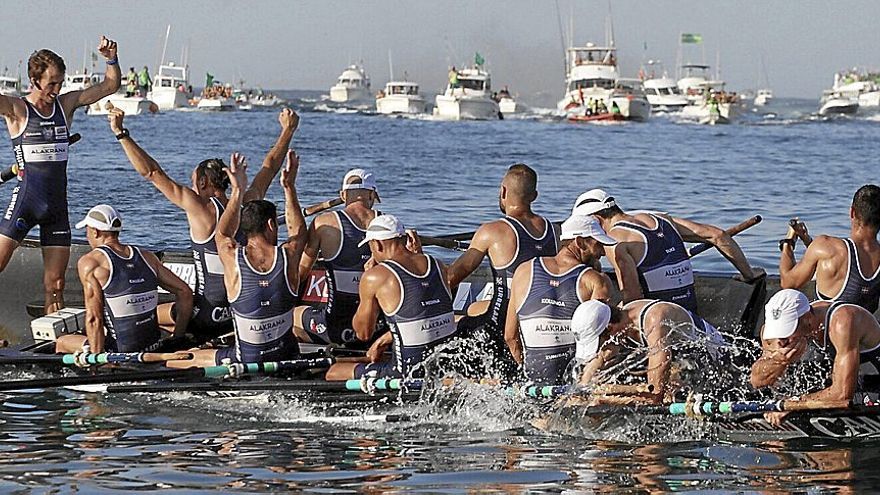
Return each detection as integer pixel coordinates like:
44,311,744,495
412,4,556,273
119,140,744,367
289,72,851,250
78,255,106,353
352,267,384,342
143,250,193,336
64,36,121,112
108,108,203,210
446,223,494,287
217,153,248,294
667,215,759,280
297,218,321,289
243,108,299,202
281,150,306,290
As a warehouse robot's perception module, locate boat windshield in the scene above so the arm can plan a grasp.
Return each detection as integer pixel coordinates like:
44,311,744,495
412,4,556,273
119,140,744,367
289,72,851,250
0,80,16,90
458,78,487,91
569,78,615,91
390,85,418,95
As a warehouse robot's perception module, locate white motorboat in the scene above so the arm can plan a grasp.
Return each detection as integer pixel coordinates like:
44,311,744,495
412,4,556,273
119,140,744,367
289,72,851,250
833,71,880,109
376,81,425,114
679,82,739,124
557,43,650,122
329,64,371,104
0,74,20,97
434,67,500,120
61,72,101,94
677,64,714,104
196,97,236,111
249,89,284,107
754,89,773,106
495,87,522,115
641,61,688,112
148,63,191,111
89,94,157,116
819,90,859,116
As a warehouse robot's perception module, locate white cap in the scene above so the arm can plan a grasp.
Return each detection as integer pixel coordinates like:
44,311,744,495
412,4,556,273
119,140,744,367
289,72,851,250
342,168,378,192
762,289,811,340
75,204,123,232
572,300,612,361
358,214,405,247
572,189,616,216
560,214,617,245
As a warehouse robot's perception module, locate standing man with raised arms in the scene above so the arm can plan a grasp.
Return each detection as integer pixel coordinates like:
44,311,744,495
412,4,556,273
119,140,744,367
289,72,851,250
0,37,121,314
108,106,300,339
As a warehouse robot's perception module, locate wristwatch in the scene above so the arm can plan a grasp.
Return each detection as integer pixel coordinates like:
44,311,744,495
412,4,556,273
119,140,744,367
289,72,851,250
115,128,130,140
778,238,796,252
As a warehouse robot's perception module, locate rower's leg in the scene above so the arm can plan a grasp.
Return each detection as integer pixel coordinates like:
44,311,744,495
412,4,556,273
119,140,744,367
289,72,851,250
292,306,317,343
42,246,69,314
157,302,176,333
0,235,19,272
466,300,490,317
324,362,360,381
166,349,218,368
55,334,87,353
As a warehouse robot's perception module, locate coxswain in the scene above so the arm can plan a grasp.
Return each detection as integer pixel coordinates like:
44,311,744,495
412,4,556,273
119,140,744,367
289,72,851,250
780,185,880,313
55,205,193,354
750,289,880,426
0,37,121,314
571,298,724,405
504,214,616,386
295,168,381,346
449,164,558,373
573,189,763,313
168,150,306,367
110,107,300,340
325,215,458,380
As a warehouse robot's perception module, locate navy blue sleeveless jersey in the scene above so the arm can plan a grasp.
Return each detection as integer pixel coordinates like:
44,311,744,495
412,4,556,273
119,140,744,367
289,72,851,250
515,258,589,385
224,246,299,363
613,215,697,312
822,302,880,376
486,216,558,337
816,238,880,314
381,255,457,378
188,197,233,335
0,98,71,245
97,245,161,352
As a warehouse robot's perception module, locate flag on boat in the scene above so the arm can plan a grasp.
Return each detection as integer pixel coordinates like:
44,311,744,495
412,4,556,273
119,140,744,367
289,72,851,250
681,33,703,44
474,52,485,66
205,72,214,87
91,51,98,62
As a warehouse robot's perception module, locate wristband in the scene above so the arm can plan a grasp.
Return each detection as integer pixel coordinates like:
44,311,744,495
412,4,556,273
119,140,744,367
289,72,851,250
106,58,118,66
115,128,130,140
778,238,796,252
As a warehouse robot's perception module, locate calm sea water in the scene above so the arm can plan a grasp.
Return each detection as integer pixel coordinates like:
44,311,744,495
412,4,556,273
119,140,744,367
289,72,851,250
1,92,880,492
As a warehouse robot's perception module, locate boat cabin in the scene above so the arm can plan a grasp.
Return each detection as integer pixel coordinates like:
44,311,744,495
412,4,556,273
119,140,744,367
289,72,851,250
153,63,188,90
568,44,617,68
384,81,419,95
0,76,19,95
336,66,369,89
453,68,491,92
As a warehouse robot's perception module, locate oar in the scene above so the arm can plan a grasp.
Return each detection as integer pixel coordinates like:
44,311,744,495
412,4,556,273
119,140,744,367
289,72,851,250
0,356,333,393
0,351,192,366
108,377,420,394
687,215,763,257
0,133,82,185
418,235,469,251
583,398,853,417
277,197,344,225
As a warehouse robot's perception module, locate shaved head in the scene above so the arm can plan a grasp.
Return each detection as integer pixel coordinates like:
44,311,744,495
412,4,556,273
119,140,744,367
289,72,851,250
502,163,538,202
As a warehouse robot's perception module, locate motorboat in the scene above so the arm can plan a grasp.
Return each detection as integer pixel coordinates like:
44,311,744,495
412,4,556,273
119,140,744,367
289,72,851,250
60,72,101,94
833,70,880,109
434,67,500,120
495,87,522,115
196,81,236,111
0,75,19,97
375,81,425,114
640,61,688,112
329,64,371,104
754,89,773,106
819,90,859,115
249,89,284,107
78,72,158,116
148,63,191,110
557,43,650,122
677,64,714,104
679,82,739,124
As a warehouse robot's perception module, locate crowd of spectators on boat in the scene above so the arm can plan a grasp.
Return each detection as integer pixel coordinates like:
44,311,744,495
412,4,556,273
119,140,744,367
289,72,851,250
202,84,233,99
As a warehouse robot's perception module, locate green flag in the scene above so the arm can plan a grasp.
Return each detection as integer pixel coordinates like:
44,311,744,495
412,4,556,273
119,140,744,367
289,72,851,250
91,51,98,62
205,72,214,87
474,52,485,66
680,33,703,44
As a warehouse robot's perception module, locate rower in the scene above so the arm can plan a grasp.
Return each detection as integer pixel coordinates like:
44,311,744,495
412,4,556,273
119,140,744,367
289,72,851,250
325,215,458,380
55,205,193,354
571,298,724,405
780,185,880,313
750,289,880,426
504,214,616,386
108,106,300,339
0,37,120,314
573,189,763,313
294,168,381,346
168,151,306,367
449,164,558,372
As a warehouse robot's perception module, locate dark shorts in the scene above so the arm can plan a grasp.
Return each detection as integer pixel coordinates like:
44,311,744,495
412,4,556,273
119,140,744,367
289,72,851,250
354,361,403,380
300,304,358,345
0,180,70,246
213,334,300,365
172,297,233,340
99,333,162,353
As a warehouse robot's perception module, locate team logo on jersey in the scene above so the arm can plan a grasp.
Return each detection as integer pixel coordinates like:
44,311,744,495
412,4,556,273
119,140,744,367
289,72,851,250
657,232,665,238
549,279,560,287
421,281,430,287
309,318,327,334
54,126,68,139
41,128,53,140
259,279,269,287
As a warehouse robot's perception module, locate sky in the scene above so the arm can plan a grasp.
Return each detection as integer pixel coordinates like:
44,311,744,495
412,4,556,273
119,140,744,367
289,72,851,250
1,0,878,103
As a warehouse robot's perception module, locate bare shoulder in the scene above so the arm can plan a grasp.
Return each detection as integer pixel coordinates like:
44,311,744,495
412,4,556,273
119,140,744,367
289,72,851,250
78,249,106,274
313,210,338,228
810,235,845,256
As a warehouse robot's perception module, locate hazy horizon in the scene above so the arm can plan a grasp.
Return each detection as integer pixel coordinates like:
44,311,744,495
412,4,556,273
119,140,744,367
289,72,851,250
1,1,878,105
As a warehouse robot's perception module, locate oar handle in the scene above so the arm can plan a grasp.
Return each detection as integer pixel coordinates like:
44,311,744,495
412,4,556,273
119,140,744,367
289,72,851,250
303,197,344,217
688,215,762,257
419,235,468,251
